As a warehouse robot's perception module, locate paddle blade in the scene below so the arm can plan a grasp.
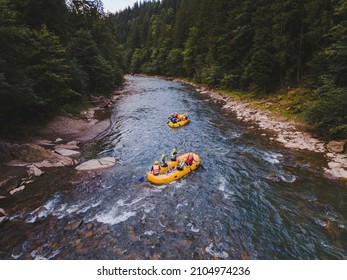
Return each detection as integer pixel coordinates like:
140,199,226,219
138,176,145,182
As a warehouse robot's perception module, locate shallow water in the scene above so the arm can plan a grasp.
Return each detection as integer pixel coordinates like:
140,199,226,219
0,75,346,260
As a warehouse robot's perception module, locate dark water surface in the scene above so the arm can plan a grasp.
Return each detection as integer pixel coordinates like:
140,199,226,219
0,75,346,259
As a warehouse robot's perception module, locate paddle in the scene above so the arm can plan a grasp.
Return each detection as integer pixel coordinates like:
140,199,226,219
137,175,146,182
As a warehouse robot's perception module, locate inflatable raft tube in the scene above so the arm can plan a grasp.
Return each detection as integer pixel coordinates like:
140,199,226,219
147,153,200,185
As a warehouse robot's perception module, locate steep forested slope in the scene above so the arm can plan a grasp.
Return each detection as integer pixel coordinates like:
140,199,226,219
0,0,124,138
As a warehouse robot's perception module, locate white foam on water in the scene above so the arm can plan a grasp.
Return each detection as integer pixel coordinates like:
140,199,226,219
29,248,60,260
94,209,136,225
262,151,283,164
174,181,185,189
187,223,200,233
176,203,184,209
144,230,155,236
229,131,242,139
50,199,102,219
143,203,155,213
151,185,166,192
26,194,61,223
11,253,22,259
65,203,82,214
205,243,229,259
88,195,150,225
218,179,226,192
315,218,327,227
280,174,297,183
77,201,102,214
114,199,124,206
217,178,234,199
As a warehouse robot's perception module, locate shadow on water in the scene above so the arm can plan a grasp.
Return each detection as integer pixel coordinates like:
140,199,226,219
0,75,346,260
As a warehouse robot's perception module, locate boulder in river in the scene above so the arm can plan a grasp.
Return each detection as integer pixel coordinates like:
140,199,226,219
54,148,81,158
75,157,115,171
27,165,44,177
54,141,80,151
64,219,83,231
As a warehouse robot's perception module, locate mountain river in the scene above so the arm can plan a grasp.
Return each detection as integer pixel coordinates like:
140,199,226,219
0,75,346,259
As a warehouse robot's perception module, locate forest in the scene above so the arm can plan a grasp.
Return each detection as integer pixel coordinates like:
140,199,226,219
0,0,124,137
0,0,346,139
110,0,346,139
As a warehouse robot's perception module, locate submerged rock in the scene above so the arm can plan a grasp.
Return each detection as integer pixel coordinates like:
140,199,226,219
10,185,25,195
75,157,115,171
64,219,83,231
0,216,8,224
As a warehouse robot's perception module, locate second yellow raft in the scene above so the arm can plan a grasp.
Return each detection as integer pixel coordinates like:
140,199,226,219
168,114,190,128
147,153,200,185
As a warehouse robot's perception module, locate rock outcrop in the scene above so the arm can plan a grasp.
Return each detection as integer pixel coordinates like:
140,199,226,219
1,140,80,197
326,141,346,153
6,143,75,168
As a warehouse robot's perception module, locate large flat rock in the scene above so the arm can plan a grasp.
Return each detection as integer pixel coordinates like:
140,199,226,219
54,148,81,158
75,157,115,171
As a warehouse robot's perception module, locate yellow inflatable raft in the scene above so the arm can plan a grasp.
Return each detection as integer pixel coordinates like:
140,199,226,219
168,114,190,128
147,153,200,185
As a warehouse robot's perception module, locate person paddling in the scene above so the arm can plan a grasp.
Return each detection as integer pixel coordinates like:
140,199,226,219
168,113,176,123
176,158,187,171
150,161,161,176
160,154,168,167
186,153,195,166
170,148,178,161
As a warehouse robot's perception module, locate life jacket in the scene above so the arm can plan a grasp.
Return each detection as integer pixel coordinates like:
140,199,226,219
178,160,185,169
170,151,177,161
160,157,167,166
187,154,193,165
153,164,160,175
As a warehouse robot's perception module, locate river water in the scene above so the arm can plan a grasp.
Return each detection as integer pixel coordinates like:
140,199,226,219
0,75,346,260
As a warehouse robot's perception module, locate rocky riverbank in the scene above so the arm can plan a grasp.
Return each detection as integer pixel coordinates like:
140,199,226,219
0,82,133,224
178,79,347,181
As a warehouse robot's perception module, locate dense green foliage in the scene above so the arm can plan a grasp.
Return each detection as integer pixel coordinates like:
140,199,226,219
109,0,346,139
0,0,124,138
1,0,346,139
